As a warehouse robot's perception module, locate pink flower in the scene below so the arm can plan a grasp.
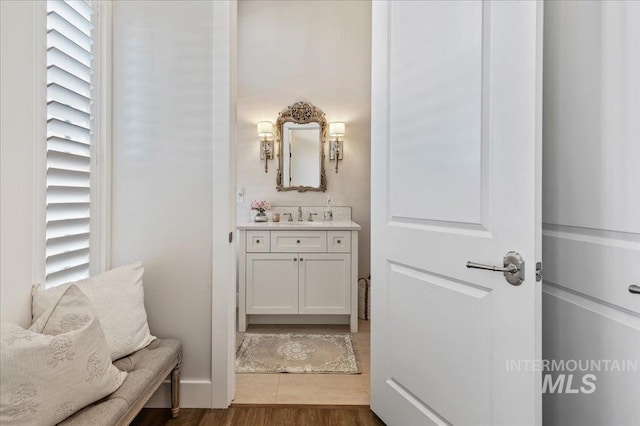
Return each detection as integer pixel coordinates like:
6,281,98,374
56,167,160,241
250,200,271,212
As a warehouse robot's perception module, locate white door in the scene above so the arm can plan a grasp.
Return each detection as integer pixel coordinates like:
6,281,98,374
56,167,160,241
246,254,298,314
299,253,351,314
542,1,640,424
371,1,542,425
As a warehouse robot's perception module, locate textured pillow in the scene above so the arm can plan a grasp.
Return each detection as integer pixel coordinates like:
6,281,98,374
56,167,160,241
32,262,156,361
1,286,126,426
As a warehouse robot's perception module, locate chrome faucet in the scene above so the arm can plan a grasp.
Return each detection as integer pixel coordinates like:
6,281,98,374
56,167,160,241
297,206,303,221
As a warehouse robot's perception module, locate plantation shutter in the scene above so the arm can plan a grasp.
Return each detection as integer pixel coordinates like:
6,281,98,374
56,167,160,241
46,0,95,287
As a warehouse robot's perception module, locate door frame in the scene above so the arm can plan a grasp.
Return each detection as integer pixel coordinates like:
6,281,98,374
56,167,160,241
213,0,543,414
211,0,237,409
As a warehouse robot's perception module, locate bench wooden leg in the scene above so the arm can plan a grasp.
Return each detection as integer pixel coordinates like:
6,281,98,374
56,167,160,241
171,366,180,418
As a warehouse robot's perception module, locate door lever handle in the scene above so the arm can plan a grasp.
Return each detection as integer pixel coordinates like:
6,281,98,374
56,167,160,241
629,285,640,295
466,262,519,274
466,251,525,286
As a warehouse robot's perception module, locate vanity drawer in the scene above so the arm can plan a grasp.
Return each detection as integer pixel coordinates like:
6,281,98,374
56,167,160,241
246,230,271,252
327,231,351,253
271,231,327,253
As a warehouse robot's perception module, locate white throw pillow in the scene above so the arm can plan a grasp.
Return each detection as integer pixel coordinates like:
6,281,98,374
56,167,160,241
1,285,126,426
32,262,156,360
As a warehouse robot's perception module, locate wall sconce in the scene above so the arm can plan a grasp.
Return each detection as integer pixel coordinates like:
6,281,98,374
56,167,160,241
257,121,274,173
329,122,345,173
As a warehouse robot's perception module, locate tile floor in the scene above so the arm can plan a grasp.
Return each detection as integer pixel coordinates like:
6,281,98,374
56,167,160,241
234,320,370,405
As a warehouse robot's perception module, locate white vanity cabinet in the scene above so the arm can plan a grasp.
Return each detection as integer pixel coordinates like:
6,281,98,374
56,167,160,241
238,222,360,332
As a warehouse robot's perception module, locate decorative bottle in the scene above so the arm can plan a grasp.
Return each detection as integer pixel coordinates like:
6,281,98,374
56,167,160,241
324,197,333,221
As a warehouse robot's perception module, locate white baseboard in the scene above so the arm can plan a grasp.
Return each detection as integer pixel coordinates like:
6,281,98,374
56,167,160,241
145,380,212,408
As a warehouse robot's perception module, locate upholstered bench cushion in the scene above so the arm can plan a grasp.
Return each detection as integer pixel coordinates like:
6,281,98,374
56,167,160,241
59,339,182,426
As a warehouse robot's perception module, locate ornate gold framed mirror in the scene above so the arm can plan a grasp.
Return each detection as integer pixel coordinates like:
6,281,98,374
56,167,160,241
276,101,327,192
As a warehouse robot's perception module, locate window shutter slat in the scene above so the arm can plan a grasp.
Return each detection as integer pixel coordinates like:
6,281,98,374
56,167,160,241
46,0,95,287
48,64,91,88
47,186,91,204
47,150,91,172
48,0,93,36
46,264,90,287
47,117,90,133
47,118,91,144
47,48,91,83
46,252,90,279
46,218,91,239
46,233,91,257
46,168,90,187
47,11,93,50
47,29,93,66
67,1,93,21
48,101,92,129
48,135,91,150
47,83,91,114
47,140,91,158
46,202,90,221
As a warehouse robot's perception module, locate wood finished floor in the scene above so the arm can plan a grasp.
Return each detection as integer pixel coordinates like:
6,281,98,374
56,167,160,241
131,406,385,426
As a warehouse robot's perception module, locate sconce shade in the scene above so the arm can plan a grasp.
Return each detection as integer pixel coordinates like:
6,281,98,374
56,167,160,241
257,121,273,137
329,122,345,137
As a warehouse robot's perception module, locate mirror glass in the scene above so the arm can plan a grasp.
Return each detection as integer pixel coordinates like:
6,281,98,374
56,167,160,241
276,101,327,192
282,123,321,188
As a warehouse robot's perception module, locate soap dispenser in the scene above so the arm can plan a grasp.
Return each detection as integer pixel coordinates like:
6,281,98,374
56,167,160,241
324,197,333,221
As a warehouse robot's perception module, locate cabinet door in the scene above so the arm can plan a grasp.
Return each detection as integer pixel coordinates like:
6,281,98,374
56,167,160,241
246,253,298,314
298,253,351,314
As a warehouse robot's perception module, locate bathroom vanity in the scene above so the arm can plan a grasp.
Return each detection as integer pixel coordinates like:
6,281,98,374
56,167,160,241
237,220,361,332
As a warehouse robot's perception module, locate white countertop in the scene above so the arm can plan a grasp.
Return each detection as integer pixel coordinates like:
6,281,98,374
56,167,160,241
237,220,361,231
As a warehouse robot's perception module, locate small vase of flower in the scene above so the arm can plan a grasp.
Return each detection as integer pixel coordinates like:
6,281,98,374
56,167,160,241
251,200,271,222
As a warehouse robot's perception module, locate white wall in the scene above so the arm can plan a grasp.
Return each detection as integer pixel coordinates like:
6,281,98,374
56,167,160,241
543,2,640,425
237,0,372,278
111,0,217,407
0,1,41,328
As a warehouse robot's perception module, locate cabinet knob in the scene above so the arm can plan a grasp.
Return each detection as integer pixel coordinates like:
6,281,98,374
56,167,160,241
296,240,301,243
300,258,304,261
337,240,341,244
293,258,297,261
256,240,260,244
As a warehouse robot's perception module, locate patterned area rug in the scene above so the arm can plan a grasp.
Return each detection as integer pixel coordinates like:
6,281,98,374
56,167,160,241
235,332,360,374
